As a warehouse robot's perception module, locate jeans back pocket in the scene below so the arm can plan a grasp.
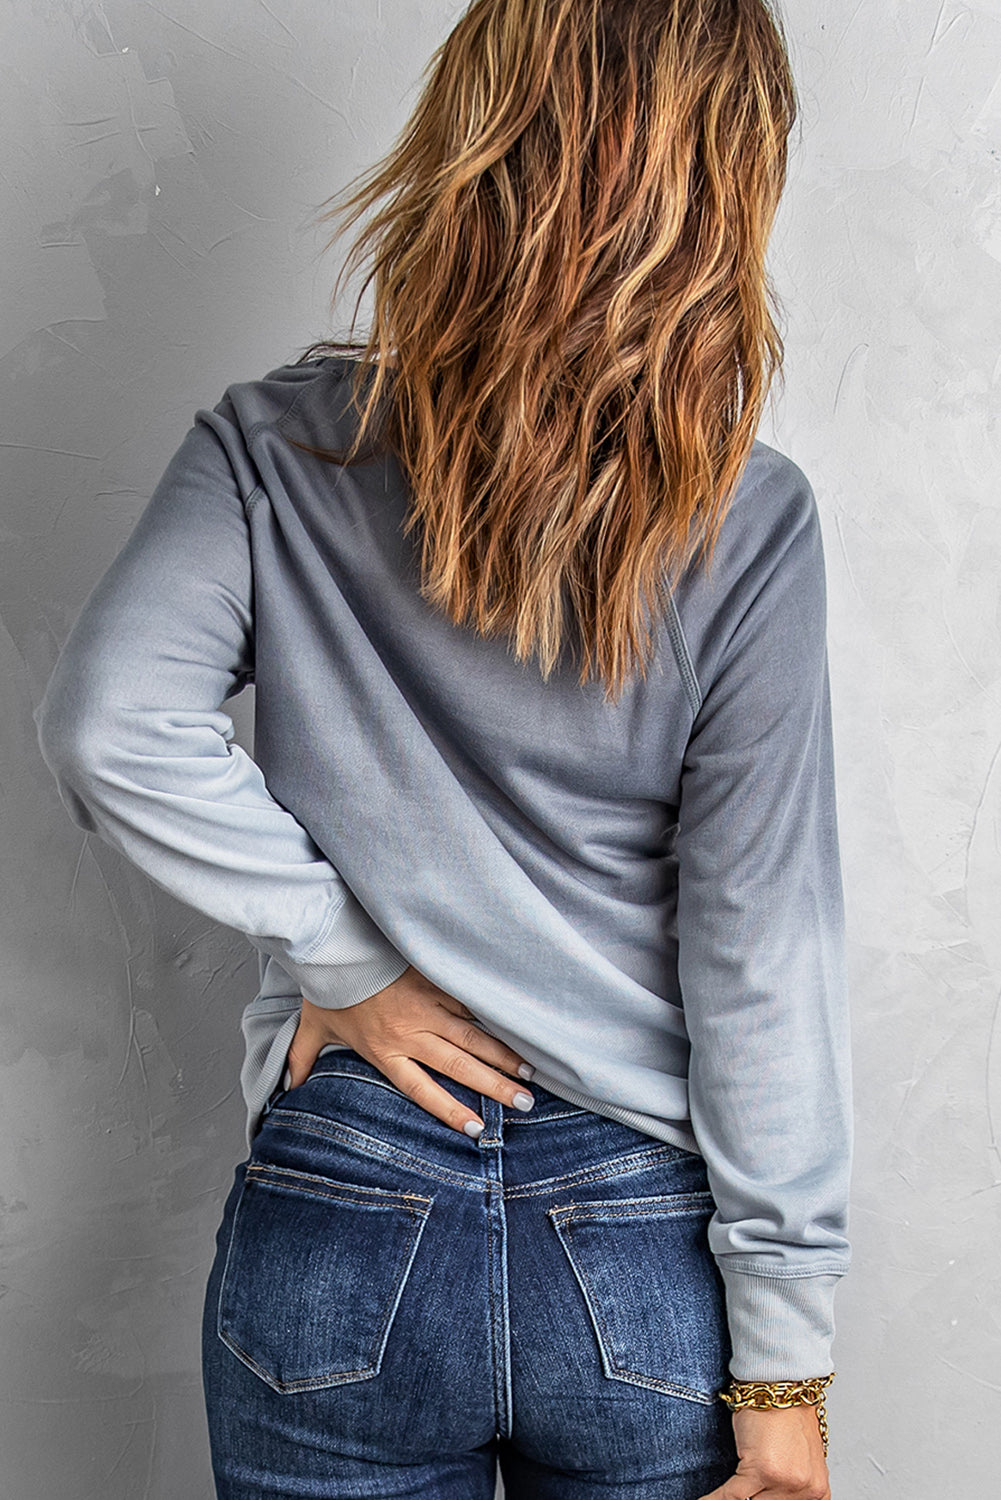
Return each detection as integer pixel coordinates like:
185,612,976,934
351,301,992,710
217,1162,434,1394
549,1189,728,1405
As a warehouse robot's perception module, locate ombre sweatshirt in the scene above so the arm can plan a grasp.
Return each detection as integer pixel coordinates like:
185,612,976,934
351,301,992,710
34,355,854,1383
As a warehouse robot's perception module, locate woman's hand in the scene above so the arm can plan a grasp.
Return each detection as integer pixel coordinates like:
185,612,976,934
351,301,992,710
282,964,536,1135
697,1405,831,1500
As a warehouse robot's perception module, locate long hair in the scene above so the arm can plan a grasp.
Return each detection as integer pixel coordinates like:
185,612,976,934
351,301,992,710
290,0,798,701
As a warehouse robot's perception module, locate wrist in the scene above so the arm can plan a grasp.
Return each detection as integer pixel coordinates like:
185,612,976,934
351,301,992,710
718,1373,835,1457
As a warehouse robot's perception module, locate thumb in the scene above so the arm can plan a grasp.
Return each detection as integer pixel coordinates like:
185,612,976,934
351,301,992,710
283,1010,320,1091
696,1478,761,1500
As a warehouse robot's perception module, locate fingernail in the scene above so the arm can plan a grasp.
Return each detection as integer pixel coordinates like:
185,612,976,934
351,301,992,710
283,1068,292,1091
517,1062,535,1080
464,1119,485,1139
512,1091,535,1112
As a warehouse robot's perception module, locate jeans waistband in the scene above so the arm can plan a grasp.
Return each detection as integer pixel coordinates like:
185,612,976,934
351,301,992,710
306,1045,594,1129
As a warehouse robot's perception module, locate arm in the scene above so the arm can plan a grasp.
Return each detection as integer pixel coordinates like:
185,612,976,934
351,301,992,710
675,478,854,1382
34,392,409,1010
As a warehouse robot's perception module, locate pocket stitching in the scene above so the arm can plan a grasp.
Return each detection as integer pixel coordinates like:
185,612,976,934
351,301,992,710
550,1190,716,1224
244,1161,433,1214
509,1145,703,1200
262,1109,487,1193
217,1325,382,1393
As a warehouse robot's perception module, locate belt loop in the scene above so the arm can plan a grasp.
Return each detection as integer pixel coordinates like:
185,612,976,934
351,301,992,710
477,1093,504,1148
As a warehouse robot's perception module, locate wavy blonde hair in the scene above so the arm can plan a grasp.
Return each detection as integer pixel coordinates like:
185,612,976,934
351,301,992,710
291,0,798,701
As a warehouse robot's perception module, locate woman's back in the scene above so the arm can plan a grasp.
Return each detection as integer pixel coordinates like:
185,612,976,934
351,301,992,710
35,349,852,1386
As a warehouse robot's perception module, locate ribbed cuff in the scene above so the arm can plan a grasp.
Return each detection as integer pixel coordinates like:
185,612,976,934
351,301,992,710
251,891,411,1009
719,1268,843,1381
293,949,412,1009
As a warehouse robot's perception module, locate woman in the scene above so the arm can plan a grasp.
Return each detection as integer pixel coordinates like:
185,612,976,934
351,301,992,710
34,1,852,1497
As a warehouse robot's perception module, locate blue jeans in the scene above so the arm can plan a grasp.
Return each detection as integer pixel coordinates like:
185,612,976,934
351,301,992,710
201,1050,738,1498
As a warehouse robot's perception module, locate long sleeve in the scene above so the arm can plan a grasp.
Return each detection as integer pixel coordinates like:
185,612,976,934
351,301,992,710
33,395,410,1012
674,481,854,1381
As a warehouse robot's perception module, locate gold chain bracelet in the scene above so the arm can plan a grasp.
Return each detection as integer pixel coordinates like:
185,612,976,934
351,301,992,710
718,1373,835,1458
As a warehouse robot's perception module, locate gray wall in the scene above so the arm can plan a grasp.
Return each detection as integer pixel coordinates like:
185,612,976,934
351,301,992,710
2,1,998,1494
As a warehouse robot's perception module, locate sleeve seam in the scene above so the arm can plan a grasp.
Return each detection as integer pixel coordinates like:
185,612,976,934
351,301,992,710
240,363,335,506
718,1264,849,1280
273,367,323,437
241,363,327,461
243,482,265,518
292,888,351,963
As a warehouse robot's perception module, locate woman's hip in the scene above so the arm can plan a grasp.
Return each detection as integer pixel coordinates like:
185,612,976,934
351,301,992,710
201,1048,736,1493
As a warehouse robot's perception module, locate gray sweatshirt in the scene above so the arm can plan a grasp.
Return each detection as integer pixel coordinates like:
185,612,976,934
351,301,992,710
34,355,853,1383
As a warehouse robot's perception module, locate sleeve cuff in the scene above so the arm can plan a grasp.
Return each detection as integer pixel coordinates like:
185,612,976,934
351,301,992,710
719,1268,844,1381
252,890,411,1009
294,949,412,1009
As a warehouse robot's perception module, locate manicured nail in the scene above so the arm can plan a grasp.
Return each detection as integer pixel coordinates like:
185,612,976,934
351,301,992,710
512,1091,535,1112
517,1063,535,1080
464,1119,485,1139
283,1068,292,1091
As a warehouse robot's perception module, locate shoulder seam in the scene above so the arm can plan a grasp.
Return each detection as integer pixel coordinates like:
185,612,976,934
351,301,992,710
239,364,330,460
663,588,702,717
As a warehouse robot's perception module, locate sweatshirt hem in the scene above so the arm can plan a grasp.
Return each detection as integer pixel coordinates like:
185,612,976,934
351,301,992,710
526,1070,702,1158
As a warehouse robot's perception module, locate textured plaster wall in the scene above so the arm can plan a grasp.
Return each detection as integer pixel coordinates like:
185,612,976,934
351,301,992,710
1,1,997,1495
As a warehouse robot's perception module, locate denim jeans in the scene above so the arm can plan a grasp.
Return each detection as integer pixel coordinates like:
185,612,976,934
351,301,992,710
201,1050,739,1498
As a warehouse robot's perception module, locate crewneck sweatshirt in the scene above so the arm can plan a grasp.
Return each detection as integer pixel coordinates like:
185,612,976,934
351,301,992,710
34,355,853,1384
